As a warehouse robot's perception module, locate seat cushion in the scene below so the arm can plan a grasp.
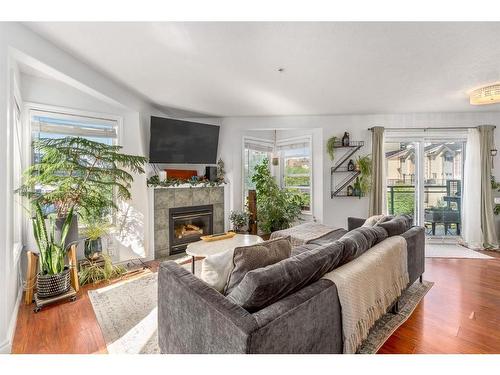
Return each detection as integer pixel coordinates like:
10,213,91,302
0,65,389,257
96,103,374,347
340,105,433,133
226,241,345,312
224,237,292,295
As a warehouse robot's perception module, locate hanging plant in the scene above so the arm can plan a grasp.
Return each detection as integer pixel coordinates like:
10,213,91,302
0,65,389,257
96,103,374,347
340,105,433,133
326,136,338,161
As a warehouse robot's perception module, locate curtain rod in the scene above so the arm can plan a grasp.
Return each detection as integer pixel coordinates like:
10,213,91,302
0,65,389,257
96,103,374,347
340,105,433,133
367,126,496,131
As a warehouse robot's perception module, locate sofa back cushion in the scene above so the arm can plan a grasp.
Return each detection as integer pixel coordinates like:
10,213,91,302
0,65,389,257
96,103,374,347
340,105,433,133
337,225,387,264
376,215,412,236
224,237,292,295
226,241,345,312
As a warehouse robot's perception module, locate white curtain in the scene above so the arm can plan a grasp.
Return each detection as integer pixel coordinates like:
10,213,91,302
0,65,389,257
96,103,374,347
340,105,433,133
462,128,483,249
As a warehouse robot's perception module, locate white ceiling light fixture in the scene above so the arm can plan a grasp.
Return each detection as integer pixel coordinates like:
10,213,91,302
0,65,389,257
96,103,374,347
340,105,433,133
470,84,500,105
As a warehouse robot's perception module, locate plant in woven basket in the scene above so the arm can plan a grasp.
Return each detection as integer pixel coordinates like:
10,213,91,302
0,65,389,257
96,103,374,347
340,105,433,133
78,254,127,286
32,201,75,275
31,201,76,298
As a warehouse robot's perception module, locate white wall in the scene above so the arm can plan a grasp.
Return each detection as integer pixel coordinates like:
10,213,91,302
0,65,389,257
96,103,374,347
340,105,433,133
221,112,500,229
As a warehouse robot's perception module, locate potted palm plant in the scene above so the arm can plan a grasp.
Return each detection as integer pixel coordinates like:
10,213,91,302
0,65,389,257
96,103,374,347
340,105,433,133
32,202,75,298
18,137,147,249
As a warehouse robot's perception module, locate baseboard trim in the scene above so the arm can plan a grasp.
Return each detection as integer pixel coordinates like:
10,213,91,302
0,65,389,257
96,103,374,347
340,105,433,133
0,287,23,354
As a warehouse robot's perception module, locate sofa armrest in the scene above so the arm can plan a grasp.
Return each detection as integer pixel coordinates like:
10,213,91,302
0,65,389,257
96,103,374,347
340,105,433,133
348,217,366,231
249,280,343,353
158,261,258,353
401,226,425,284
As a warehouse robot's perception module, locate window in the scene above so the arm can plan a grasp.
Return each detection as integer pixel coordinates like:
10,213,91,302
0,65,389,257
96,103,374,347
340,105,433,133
242,137,273,204
30,107,119,221
278,137,312,214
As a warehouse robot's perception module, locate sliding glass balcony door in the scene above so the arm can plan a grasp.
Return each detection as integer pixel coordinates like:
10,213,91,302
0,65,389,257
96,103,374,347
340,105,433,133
385,132,466,238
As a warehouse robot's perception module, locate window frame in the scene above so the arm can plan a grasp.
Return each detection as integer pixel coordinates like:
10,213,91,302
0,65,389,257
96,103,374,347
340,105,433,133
241,136,274,208
277,135,313,215
24,102,123,225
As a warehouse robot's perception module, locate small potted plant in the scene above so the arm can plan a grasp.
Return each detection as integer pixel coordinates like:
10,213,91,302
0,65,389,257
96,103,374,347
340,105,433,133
229,210,249,233
32,202,75,298
81,219,112,261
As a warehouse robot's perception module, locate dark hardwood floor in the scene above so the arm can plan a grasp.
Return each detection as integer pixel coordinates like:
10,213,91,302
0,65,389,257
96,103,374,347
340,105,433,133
11,254,500,354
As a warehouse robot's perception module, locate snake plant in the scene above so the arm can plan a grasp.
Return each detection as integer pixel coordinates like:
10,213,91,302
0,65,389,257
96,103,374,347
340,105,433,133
32,201,74,275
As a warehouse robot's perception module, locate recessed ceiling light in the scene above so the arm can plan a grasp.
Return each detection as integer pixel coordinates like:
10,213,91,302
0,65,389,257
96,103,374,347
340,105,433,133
470,84,500,105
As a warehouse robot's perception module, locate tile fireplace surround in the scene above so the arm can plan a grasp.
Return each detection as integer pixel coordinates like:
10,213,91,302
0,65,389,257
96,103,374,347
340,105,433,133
153,186,225,259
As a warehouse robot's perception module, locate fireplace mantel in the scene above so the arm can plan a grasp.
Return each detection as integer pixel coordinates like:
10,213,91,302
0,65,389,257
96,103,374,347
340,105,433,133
151,186,225,259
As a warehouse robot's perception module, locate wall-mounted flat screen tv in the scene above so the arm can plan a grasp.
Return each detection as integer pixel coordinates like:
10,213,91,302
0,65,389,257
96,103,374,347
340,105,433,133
149,116,220,164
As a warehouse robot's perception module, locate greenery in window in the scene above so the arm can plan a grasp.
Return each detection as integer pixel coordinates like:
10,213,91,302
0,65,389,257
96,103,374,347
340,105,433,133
18,137,148,219
252,158,304,233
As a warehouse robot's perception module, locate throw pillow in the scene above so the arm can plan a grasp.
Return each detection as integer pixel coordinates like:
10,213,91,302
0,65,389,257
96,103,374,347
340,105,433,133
200,249,235,293
227,241,345,312
224,237,292,295
362,214,385,227
376,215,412,236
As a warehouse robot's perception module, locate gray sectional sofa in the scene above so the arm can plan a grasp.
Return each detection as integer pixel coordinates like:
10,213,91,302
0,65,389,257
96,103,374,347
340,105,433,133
158,216,425,354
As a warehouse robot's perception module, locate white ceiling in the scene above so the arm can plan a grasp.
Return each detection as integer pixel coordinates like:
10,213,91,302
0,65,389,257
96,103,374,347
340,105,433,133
26,22,500,117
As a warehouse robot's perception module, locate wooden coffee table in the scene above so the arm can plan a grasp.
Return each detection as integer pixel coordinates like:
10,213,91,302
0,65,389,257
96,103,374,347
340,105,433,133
186,234,263,273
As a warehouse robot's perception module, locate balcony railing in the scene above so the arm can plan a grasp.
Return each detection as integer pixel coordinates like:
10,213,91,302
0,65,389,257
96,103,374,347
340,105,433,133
387,184,461,236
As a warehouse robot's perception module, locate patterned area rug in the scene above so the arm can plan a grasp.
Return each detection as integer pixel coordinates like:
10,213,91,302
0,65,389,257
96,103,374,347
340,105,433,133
89,269,432,354
425,243,493,259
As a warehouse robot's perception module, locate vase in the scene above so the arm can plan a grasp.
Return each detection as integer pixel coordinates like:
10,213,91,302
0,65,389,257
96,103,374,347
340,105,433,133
37,267,71,298
84,238,103,260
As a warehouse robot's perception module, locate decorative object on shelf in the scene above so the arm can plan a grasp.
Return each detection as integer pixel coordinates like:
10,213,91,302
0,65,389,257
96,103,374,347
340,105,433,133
326,136,338,161
252,158,303,234
229,210,249,232
159,170,167,182
347,159,355,171
347,185,354,196
200,231,237,242
164,169,198,180
330,140,365,197
217,158,226,182
353,177,362,198
206,166,218,182
78,254,127,286
342,132,350,147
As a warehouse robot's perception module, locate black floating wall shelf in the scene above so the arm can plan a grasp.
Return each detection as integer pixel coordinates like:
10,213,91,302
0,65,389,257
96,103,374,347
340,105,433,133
330,141,364,198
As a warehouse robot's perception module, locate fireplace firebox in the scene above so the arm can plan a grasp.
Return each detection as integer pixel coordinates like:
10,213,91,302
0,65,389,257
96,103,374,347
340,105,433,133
169,205,214,255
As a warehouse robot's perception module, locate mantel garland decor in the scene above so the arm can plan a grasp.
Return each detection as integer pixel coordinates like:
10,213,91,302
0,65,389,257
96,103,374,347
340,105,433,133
147,175,226,188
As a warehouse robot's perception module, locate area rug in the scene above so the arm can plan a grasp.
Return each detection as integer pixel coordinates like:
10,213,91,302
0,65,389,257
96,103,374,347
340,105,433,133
89,272,432,354
425,243,493,259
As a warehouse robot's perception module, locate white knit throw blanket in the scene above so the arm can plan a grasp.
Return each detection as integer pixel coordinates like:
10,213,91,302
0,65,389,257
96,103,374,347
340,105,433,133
322,236,409,354
270,222,338,246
